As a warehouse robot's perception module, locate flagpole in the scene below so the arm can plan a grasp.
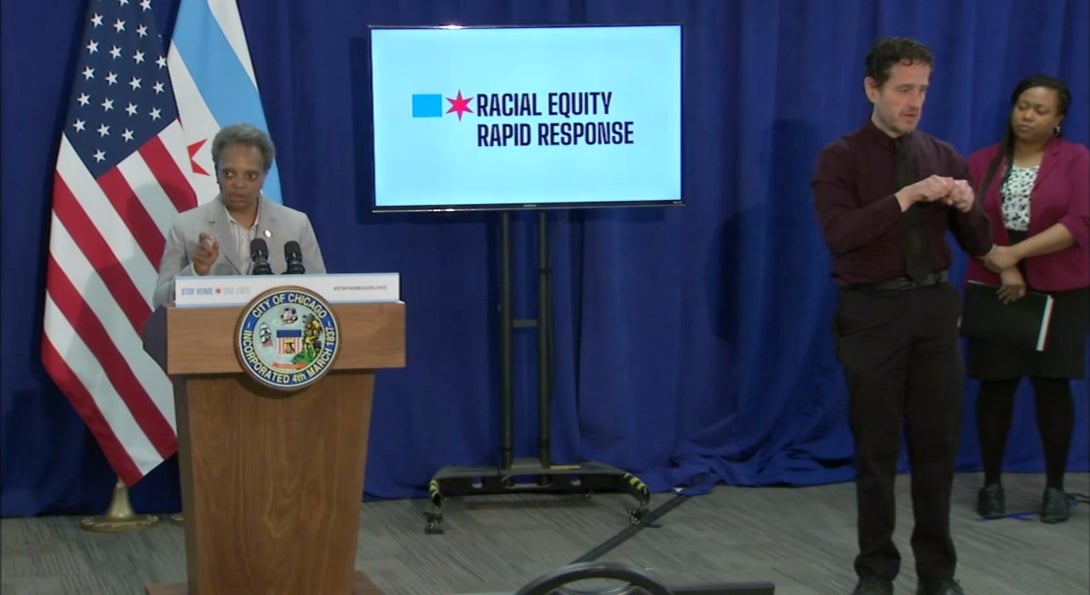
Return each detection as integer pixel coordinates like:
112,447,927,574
79,478,159,533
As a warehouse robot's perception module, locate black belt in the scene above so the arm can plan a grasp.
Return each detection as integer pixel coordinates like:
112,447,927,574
850,270,949,291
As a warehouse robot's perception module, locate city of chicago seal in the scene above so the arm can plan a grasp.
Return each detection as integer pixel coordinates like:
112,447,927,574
235,287,340,391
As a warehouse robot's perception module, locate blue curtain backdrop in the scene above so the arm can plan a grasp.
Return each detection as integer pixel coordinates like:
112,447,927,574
2,0,1088,516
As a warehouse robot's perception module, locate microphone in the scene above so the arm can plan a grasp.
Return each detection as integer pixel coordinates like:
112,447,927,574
250,238,273,275
284,241,305,275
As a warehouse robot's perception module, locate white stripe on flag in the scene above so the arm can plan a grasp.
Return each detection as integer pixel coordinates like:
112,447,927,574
166,53,223,203
117,151,190,241
160,120,195,174
42,294,165,477
158,120,209,209
206,0,258,86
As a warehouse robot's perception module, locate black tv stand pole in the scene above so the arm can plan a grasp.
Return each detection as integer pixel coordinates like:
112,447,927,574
500,210,515,469
536,210,552,467
425,211,650,534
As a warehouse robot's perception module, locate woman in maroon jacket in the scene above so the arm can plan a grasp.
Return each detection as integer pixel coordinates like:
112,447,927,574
966,74,1090,524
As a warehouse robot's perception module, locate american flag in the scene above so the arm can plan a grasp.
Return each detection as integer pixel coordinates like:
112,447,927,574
42,0,197,485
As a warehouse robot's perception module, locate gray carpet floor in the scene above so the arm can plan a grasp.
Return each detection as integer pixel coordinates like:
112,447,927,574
2,472,1087,594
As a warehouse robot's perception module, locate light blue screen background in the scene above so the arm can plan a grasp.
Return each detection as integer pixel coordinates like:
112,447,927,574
369,25,682,209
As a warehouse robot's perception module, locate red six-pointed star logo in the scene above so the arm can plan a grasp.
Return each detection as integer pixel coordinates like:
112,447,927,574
445,90,474,120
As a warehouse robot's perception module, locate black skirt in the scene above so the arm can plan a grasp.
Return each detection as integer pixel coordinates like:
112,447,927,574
966,230,1090,380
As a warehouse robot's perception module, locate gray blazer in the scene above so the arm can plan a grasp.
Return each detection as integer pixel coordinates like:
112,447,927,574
153,195,327,307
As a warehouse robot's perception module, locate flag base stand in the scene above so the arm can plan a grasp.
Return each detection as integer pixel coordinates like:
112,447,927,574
79,479,159,533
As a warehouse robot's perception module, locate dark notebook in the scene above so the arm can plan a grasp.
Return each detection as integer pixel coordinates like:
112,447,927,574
960,280,1055,351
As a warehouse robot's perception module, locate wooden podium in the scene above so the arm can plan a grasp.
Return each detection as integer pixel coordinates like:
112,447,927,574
144,299,405,594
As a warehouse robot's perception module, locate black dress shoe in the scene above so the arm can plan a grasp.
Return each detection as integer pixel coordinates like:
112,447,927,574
917,578,965,594
976,483,1004,519
852,575,893,594
1040,487,1070,523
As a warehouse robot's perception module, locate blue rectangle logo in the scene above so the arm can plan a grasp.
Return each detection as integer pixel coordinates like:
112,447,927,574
411,94,443,117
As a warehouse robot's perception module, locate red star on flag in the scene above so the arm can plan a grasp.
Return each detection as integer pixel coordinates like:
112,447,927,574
188,139,210,176
446,90,474,120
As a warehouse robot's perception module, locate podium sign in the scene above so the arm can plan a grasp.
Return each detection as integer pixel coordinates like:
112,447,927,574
144,278,404,594
174,272,400,307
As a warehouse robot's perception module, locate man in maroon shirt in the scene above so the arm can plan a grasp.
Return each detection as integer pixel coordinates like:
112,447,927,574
812,38,994,595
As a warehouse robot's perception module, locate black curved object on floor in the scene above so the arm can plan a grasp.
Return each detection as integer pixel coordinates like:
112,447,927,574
514,561,777,595
515,561,673,595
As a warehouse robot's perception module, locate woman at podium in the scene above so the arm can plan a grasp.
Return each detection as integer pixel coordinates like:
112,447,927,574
153,123,326,308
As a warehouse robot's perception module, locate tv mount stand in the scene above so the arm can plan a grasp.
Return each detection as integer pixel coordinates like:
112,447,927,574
424,211,650,534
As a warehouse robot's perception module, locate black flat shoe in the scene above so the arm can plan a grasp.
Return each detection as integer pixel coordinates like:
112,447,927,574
976,483,1004,519
1040,487,1070,523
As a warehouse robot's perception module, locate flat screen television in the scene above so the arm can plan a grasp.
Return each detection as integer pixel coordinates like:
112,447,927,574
364,23,683,212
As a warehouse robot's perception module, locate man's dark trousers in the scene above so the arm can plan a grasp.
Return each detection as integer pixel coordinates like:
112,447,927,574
834,281,963,586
